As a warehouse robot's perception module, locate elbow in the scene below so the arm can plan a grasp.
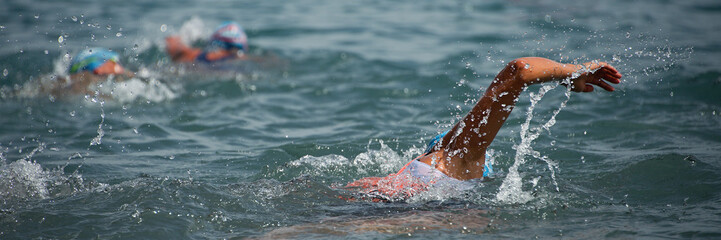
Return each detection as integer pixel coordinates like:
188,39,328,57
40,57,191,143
507,58,532,75
498,58,532,86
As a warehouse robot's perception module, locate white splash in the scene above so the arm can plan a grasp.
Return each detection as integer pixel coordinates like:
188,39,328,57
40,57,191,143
0,159,50,199
89,97,105,146
288,140,422,177
177,16,212,44
92,75,180,104
496,83,571,204
0,143,85,202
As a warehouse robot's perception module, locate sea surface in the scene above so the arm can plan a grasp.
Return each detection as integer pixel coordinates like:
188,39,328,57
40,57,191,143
1,0,720,239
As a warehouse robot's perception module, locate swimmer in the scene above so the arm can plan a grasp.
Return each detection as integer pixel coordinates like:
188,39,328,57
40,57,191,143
47,48,133,96
165,21,248,63
345,57,622,201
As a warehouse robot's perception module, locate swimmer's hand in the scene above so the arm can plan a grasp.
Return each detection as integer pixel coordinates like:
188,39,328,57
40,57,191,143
568,62,622,92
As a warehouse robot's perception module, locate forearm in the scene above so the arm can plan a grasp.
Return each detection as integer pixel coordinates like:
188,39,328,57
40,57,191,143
512,57,580,85
166,36,202,62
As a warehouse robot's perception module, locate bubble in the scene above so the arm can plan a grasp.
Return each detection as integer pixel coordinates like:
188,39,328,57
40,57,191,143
3,69,8,76
116,32,122,37
544,15,552,23
106,25,111,30
58,36,64,43
69,111,76,117
44,50,48,54
71,16,77,22
34,14,39,19
160,24,167,32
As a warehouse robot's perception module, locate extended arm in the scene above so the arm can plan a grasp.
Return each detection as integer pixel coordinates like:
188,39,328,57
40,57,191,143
420,57,622,180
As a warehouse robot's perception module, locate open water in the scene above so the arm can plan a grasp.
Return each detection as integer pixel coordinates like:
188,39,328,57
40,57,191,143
1,0,720,239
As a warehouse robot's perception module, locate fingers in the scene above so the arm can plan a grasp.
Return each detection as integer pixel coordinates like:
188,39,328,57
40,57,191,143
592,79,615,91
598,66,622,83
590,66,622,90
569,61,623,93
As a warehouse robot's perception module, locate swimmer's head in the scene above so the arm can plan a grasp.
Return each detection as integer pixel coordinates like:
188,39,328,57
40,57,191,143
69,48,125,75
210,21,248,52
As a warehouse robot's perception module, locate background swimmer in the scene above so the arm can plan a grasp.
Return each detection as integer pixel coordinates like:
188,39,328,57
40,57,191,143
46,48,134,96
165,21,248,63
345,57,622,201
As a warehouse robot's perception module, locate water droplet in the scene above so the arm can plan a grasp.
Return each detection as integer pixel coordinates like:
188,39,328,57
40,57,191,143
3,69,8,76
69,111,76,116
160,24,167,32
34,14,39,19
625,32,631,38
106,25,111,30
71,16,77,22
544,15,552,23
44,50,49,54
116,32,122,37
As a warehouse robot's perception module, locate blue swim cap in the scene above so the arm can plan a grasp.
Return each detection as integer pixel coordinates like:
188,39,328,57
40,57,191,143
210,21,248,51
69,48,120,74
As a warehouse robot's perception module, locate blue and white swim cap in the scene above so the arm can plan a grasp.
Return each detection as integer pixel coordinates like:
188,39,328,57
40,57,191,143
210,21,248,51
68,48,120,74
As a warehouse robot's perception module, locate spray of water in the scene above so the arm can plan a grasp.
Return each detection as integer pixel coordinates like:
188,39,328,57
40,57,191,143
495,82,571,204
88,93,106,146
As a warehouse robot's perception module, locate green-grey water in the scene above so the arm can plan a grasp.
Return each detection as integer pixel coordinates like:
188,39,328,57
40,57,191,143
1,0,720,239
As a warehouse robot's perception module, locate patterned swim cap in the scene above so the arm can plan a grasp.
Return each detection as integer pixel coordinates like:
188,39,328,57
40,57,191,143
210,21,248,51
69,48,120,74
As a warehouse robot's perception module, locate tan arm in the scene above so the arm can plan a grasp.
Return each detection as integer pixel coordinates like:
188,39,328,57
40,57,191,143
420,57,622,180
